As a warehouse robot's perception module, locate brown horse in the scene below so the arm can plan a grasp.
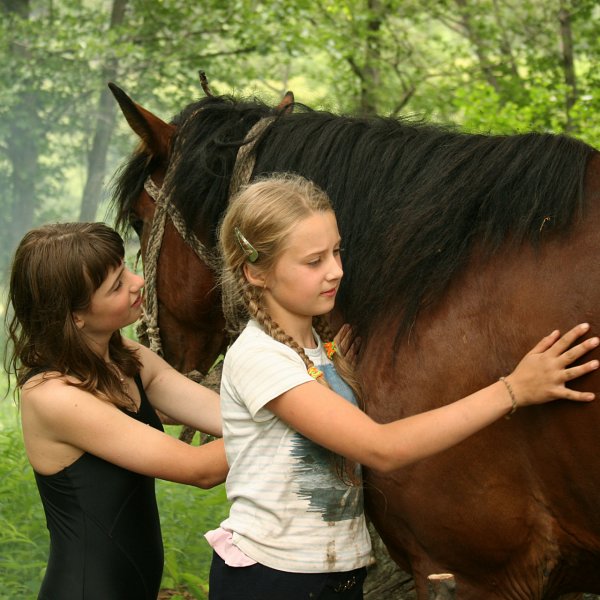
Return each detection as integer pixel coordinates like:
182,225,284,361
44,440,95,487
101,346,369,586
109,81,600,599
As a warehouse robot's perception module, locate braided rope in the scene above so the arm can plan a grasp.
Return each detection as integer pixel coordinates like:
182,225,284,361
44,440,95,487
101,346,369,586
221,116,277,336
144,177,221,272
229,116,275,199
165,202,222,271
136,178,168,354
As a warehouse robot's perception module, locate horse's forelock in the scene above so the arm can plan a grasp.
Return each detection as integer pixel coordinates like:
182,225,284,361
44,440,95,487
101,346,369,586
110,149,152,234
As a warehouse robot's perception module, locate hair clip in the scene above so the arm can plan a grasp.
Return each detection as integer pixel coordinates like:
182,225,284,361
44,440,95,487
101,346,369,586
234,227,259,263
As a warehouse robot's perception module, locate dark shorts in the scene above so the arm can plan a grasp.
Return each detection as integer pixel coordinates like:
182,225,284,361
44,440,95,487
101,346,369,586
209,551,367,600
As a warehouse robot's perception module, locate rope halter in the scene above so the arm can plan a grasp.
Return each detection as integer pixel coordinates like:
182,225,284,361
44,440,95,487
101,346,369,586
138,115,276,357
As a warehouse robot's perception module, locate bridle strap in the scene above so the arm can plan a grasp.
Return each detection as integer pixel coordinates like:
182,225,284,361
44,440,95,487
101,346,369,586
138,115,274,358
143,178,221,272
137,176,169,355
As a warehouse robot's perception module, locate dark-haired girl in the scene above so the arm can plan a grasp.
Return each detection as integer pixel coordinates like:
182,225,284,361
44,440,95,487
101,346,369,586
6,222,228,600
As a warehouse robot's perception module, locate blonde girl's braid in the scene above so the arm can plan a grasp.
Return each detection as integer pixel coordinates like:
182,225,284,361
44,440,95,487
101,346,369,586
238,270,261,327
240,263,358,402
240,269,316,373
314,315,364,410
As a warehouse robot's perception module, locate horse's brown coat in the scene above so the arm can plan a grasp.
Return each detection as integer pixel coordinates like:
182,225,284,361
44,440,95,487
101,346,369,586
363,200,600,596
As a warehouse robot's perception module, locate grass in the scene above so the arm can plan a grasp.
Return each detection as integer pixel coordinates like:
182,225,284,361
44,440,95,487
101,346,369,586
157,428,229,599
0,394,229,600
0,398,49,600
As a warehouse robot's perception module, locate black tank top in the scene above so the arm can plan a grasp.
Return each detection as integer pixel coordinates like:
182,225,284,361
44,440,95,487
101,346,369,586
34,375,164,599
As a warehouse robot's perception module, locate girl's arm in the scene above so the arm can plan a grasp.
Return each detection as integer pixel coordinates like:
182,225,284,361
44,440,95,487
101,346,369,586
130,339,222,437
21,377,228,487
266,323,599,473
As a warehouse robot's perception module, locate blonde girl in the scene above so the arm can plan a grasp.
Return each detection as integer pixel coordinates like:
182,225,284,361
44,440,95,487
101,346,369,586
207,174,598,600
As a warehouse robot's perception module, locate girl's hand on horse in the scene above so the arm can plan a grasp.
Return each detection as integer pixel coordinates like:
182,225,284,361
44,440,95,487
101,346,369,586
335,324,361,368
506,323,599,408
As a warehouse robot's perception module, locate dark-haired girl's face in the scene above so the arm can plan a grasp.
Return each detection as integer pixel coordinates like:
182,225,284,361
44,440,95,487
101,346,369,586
73,262,144,347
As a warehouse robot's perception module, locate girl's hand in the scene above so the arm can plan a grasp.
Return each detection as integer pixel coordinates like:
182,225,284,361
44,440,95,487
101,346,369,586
334,323,361,368
506,323,599,408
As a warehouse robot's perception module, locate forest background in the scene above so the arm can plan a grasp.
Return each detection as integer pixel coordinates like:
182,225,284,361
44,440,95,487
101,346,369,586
1,0,599,598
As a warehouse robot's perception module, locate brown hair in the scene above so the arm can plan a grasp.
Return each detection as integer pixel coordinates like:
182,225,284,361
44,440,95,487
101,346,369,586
219,173,363,407
4,222,141,408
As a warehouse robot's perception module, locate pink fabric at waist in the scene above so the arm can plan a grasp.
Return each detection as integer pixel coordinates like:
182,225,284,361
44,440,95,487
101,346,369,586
204,527,258,567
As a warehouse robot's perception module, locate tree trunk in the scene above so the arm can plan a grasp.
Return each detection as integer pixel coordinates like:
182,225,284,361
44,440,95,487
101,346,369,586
7,99,39,256
557,4,577,133
364,521,416,599
2,0,41,261
0,0,29,16
359,0,383,116
453,0,502,95
78,0,128,221
491,0,519,79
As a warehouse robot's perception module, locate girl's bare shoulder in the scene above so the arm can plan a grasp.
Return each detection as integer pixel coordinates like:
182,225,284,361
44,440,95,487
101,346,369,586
21,372,111,425
22,371,74,396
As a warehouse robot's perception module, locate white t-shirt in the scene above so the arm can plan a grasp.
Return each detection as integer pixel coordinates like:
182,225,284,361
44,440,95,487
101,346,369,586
219,319,373,573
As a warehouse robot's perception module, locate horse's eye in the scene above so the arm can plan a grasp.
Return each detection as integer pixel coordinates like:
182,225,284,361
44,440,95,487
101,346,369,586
129,216,144,237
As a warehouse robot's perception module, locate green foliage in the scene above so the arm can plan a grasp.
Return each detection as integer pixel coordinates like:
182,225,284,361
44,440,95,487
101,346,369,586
158,427,230,599
2,4,600,593
0,404,48,600
1,0,599,274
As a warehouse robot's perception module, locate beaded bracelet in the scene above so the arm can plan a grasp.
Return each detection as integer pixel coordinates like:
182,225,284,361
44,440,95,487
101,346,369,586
499,376,518,419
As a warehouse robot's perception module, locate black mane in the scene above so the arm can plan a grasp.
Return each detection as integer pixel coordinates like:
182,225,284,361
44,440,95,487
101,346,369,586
111,95,597,341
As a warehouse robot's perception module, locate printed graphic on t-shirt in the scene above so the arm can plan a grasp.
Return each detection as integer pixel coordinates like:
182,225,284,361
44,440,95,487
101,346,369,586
289,363,363,522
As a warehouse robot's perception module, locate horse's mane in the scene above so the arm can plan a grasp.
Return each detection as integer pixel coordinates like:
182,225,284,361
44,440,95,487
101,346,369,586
111,95,597,341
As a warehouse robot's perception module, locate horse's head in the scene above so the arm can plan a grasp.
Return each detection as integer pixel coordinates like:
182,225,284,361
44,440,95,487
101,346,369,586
109,82,229,375
109,81,294,375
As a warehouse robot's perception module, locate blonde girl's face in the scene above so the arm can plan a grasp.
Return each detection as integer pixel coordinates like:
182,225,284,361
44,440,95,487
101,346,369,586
255,210,343,338
73,261,145,344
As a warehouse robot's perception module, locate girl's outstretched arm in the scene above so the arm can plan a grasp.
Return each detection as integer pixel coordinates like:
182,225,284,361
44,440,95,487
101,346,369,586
130,340,223,437
21,376,228,487
266,323,599,473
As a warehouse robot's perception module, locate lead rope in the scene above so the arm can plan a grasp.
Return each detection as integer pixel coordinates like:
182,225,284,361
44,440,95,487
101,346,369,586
138,177,169,355
139,174,222,355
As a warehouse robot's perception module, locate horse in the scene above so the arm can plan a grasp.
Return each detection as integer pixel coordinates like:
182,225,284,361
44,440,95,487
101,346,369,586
108,81,600,599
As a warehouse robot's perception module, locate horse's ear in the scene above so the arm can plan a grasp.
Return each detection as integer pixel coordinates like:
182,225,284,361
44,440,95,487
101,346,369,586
108,82,175,158
277,91,294,115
